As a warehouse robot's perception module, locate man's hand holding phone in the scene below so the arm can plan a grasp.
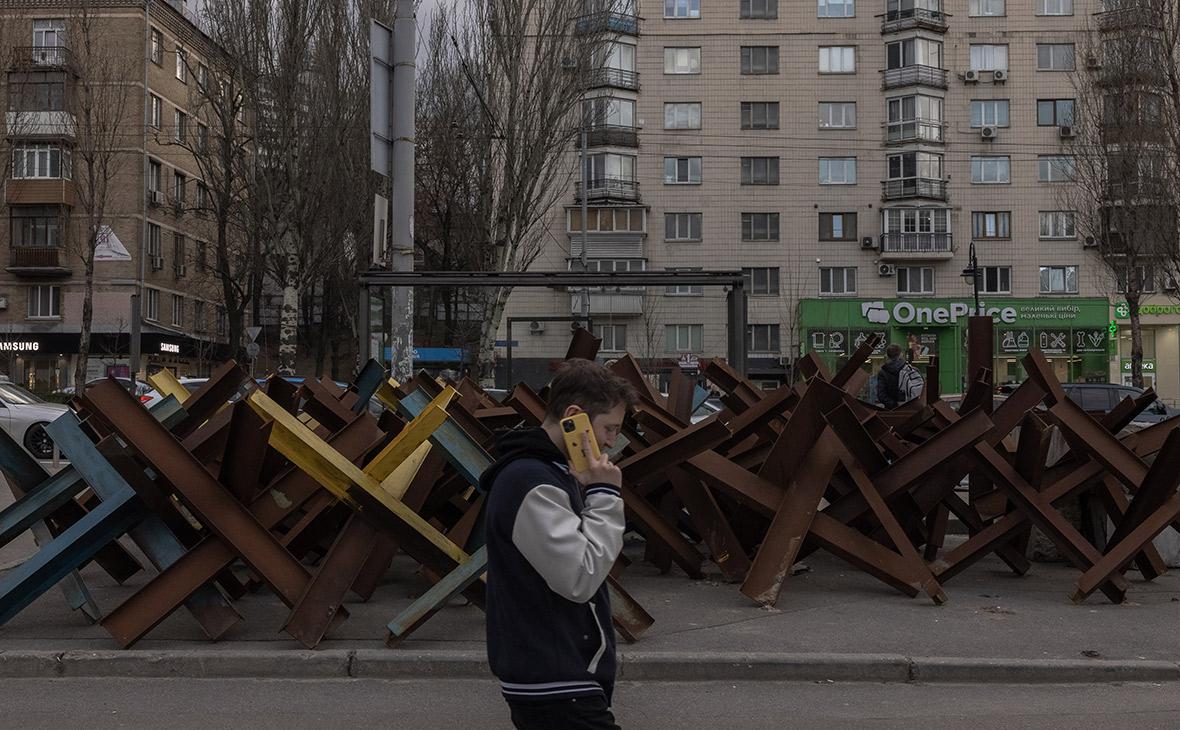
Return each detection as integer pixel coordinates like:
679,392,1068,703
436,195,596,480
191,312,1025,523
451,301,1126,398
571,432,621,488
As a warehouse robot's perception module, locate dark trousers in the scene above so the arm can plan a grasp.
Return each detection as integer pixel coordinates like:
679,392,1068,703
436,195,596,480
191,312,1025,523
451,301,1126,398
507,695,621,730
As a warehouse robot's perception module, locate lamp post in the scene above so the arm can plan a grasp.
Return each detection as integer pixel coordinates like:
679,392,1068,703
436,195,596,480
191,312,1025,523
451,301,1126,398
960,240,981,313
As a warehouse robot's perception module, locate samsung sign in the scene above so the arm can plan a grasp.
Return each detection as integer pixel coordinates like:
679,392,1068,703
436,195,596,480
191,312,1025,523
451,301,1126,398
159,342,181,354
0,341,41,351
860,300,1017,326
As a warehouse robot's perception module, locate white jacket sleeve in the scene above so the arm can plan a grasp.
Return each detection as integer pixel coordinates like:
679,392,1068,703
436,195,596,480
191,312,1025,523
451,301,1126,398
510,483,624,603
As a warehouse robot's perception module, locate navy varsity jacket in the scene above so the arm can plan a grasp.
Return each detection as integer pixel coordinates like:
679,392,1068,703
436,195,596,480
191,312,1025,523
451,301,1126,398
481,427,623,704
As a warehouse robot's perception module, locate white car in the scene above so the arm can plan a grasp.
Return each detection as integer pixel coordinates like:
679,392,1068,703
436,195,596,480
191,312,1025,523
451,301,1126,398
0,378,68,460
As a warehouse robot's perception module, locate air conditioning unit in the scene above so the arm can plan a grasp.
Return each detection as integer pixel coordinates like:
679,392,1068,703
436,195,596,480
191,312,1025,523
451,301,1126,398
980,125,998,140
148,190,163,206
150,255,164,271
1164,276,1179,292
963,69,980,83
861,236,876,250
878,263,897,277
1085,54,1101,69
174,264,187,278
992,69,1008,83
1083,236,1097,248
1059,125,1076,139
528,320,545,334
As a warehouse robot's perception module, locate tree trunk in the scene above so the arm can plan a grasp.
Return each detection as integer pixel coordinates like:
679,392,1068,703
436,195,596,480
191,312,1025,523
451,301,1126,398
476,287,509,387
73,230,98,390
278,251,300,376
1128,294,1144,389
314,276,330,378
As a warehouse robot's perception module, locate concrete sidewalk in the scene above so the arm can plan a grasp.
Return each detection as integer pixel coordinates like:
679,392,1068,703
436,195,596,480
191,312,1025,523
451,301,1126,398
2,537,1180,683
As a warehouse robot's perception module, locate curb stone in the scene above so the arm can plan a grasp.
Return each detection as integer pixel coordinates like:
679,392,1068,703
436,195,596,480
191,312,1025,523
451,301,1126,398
0,649,1177,684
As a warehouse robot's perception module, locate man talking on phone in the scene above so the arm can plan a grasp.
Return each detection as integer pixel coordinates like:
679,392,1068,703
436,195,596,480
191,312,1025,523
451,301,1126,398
480,359,639,729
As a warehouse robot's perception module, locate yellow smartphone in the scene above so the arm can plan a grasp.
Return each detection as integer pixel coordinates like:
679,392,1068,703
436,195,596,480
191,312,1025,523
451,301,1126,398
560,413,601,472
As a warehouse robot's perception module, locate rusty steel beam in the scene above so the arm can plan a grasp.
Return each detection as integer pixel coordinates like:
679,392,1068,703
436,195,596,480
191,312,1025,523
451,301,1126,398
617,418,732,484
172,361,249,438
621,483,703,578
702,358,763,413
565,326,602,361
665,369,697,424
831,333,879,390
283,514,378,648
1049,397,1149,490
218,401,274,504
666,467,750,582
503,383,547,427
1095,475,1167,580
756,380,844,488
606,575,654,643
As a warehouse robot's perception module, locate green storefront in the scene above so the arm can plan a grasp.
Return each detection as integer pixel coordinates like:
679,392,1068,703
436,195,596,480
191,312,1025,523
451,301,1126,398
799,298,1112,395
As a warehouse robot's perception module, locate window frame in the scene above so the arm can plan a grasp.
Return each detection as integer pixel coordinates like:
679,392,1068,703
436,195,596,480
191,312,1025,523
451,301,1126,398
818,101,857,129
663,156,703,184
1037,98,1075,126
819,212,858,241
150,94,162,128
746,324,782,354
594,324,627,352
1039,210,1077,239
968,0,1006,16
12,143,71,179
740,0,779,19
741,156,780,185
150,28,163,65
971,211,1012,239
664,212,703,242
969,44,1009,71
171,293,184,327
664,0,701,18
665,324,704,353
980,266,1013,294
742,267,781,296
897,266,936,296
145,288,159,322
817,0,855,18
819,157,857,185
175,45,188,82
741,212,781,242
740,46,780,75
1039,265,1079,294
1037,0,1073,14
663,102,702,130
26,284,60,319
1036,43,1076,71
970,99,1010,128
663,47,702,74
819,46,856,74
740,101,780,130
1038,155,1075,182
819,266,857,295
971,155,1011,184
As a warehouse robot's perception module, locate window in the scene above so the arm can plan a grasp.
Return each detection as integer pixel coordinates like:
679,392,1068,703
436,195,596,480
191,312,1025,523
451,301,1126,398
1039,211,1076,239
216,306,226,335
972,211,1011,239
145,289,159,322
604,42,635,73
12,144,71,179
198,63,209,90
742,267,780,295
741,157,779,185
740,46,779,74
32,19,65,51
150,95,161,128
1039,265,1079,294
665,0,700,17
887,151,942,180
1118,266,1157,294
740,102,780,130
1038,155,1075,182
971,155,1010,183
149,160,162,192
747,324,781,353
883,208,950,236
568,258,647,278
819,102,856,129
174,109,188,143
586,152,637,182
174,171,187,203
8,79,65,111
819,46,855,73
197,240,208,271
665,213,702,241
970,99,1010,127
897,266,935,295
664,47,701,74
173,232,186,269
818,0,854,17
741,213,780,241
740,0,778,18
886,94,944,142
27,285,60,318
150,28,163,65
664,157,702,184
197,123,209,152
567,207,645,232
819,157,857,184
196,182,208,210
584,97,634,128
175,45,188,82
1038,0,1072,13
981,266,1012,294
1037,43,1075,71
666,268,704,296
665,324,703,353
820,267,857,295
820,212,857,241
969,44,1008,71
1037,99,1074,126
968,0,1004,15
194,301,206,331
10,206,63,247
172,294,184,327
147,223,162,258
664,102,701,130
887,38,943,70
595,324,627,352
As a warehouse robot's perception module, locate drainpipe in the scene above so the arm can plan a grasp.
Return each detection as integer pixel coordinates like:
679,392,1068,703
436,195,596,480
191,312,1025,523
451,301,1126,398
132,0,152,389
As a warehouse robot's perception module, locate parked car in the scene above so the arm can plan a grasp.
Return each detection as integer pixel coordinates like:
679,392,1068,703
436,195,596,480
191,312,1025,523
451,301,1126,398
1062,383,1178,423
0,377,69,460
61,377,154,402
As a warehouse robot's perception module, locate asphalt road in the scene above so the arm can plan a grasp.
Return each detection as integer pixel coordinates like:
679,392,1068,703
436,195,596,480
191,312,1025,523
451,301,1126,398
3,678,1179,729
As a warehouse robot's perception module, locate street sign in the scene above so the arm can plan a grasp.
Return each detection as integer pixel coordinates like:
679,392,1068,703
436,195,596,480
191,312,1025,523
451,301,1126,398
245,326,262,342
245,342,260,360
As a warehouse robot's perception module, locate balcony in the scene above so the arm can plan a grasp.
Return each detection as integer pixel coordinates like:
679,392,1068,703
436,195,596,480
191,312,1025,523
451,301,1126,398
881,177,948,201
884,118,944,145
5,111,76,139
569,291,644,316
585,66,640,91
7,246,70,277
585,124,638,148
1095,6,1162,32
882,64,948,90
9,46,75,72
1095,64,1168,88
575,177,640,202
6,178,75,206
878,232,954,260
574,11,640,36
881,8,948,34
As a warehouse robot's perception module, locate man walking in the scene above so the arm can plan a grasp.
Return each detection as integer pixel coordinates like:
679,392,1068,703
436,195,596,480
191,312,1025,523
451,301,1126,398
877,343,907,408
481,360,639,729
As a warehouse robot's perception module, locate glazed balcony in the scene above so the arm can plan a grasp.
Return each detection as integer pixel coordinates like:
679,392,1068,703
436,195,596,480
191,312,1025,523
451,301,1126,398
881,177,948,201
575,177,640,202
878,232,954,260
585,66,640,91
884,118,945,145
575,11,640,36
585,124,638,148
882,64,948,90
882,7,947,34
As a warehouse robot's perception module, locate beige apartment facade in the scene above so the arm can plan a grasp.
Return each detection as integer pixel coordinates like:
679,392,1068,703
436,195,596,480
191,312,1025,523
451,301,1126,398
500,0,1155,396
0,1,226,394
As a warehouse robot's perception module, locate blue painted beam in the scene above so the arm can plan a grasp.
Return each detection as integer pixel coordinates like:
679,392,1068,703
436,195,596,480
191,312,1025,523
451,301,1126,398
397,389,492,487
0,469,87,547
386,546,487,645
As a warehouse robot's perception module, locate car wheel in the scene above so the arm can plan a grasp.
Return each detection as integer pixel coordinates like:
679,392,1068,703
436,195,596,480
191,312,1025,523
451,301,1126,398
24,422,55,460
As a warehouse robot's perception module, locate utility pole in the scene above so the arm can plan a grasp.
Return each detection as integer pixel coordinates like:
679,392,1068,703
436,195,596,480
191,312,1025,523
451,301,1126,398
579,122,590,322
389,0,415,383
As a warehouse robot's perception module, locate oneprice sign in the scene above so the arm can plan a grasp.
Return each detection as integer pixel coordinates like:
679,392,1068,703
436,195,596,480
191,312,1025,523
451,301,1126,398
860,300,1016,326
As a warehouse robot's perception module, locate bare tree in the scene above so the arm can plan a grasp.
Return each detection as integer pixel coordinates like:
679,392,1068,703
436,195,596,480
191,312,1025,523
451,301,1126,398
1065,6,1180,387
419,0,607,384
64,5,136,388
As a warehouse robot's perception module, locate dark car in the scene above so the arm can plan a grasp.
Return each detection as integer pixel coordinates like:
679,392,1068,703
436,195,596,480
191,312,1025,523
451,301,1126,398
1062,383,1178,423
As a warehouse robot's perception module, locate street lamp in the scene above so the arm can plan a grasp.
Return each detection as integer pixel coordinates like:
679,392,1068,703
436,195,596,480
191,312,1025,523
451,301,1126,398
960,240,981,313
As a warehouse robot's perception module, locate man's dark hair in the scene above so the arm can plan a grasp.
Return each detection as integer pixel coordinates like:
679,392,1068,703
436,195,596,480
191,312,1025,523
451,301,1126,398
886,343,902,359
544,359,640,420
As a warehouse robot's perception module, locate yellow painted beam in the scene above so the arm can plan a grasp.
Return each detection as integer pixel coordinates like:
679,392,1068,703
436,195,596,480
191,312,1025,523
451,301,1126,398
246,390,469,565
148,369,191,405
375,378,401,412
380,441,432,501
363,387,456,482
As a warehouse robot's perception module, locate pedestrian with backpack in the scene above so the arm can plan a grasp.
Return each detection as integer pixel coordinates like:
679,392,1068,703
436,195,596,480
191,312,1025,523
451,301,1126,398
876,343,924,408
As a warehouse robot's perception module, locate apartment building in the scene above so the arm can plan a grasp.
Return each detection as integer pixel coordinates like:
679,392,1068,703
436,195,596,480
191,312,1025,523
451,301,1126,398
0,1,226,394
500,0,1168,395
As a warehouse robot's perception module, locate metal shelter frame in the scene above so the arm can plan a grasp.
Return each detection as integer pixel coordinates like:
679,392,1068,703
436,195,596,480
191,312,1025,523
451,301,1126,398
357,270,749,377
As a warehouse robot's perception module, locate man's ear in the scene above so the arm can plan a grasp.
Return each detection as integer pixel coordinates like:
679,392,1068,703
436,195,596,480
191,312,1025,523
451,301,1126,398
562,405,584,419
